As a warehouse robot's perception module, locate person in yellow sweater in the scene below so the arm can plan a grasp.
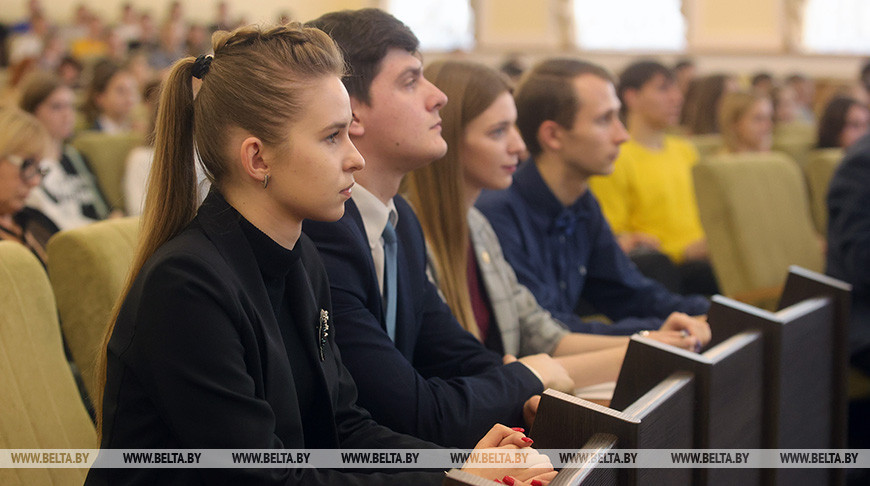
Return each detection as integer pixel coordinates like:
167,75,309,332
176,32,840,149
590,60,719,295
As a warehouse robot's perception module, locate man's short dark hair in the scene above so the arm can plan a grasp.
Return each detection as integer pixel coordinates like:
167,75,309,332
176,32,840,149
617,60,673,106
307,9,419,105
751,72,773,87
674,59,694,72
514,58,613,156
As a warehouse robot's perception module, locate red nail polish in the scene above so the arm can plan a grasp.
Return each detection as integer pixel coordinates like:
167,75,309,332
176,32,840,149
511,427,525,432
502,476,516,486
521,437,534,443
531,480,543,486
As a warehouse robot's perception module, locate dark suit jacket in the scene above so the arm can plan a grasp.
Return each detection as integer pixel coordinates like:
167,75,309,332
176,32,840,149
827,133,870,358
303,195,543,448
88,192,441,485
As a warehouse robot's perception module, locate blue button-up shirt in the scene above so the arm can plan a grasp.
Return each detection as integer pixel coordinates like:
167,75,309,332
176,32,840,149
476,160,710,335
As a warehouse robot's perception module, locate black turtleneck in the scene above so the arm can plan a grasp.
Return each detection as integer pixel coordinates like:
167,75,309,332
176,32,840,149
238,218,333,448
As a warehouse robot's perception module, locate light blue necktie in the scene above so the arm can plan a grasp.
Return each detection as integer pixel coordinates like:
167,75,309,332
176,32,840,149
382,220,398,342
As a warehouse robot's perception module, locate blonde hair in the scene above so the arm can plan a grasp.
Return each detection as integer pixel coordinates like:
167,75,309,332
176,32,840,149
95,23,345,436
0,108,49,160
404,60,511,338
718,90,768,152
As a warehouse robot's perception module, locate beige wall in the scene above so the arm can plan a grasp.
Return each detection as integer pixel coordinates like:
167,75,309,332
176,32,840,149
3,0,865,79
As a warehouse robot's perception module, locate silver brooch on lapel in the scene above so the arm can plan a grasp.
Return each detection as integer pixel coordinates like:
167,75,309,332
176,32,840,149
318,309,330,361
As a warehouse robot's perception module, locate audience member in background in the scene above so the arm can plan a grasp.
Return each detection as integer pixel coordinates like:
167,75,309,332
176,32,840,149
476,59,712,338
122,79,158,216
88,23,552,486
0,108,56,266
771,84,799,124
751,71,775,98
672,58,696,97
718,91,774,153
56,55,83,88
681,73,738,135
304,9,574,449
499,54,526,84
406,59,709,372
209,1,235,33
114,2,142,50
19,71,113,230
589,60,718,296
82,59,141,133
817,96,870,150
786,73,816,123
69,14,109,63
148,23,186,72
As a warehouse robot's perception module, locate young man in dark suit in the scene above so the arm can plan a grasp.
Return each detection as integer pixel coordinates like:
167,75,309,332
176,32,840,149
303,9,573,448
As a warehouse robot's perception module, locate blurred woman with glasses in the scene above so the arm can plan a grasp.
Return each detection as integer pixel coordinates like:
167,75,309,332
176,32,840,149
0,108,57,266
19,71,115,231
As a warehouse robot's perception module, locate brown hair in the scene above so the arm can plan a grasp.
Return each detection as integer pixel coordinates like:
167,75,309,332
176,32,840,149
514,58,614,156
404,60,511,338
307,8,418,105
94,23,345,436
18,70,66,114
82,59,128,124
681,74,732,134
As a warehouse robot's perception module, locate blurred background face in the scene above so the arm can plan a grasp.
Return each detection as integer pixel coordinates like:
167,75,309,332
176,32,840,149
633,72,683,130
460,91,526,193
0,154,43,215
840,104,870,149
736,98,773,151
33,86,76,142
97,71,139,121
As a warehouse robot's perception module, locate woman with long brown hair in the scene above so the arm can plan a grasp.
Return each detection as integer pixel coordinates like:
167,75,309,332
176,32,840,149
88,26,551,486
404,60,709,390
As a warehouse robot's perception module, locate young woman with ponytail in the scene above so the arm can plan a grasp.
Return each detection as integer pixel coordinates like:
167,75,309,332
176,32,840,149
87,25,552,486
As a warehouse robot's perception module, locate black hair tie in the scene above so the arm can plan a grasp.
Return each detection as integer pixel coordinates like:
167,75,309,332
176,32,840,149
192,55,213,79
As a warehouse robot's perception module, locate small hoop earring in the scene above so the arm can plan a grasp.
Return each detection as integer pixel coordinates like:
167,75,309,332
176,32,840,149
263,174,270,189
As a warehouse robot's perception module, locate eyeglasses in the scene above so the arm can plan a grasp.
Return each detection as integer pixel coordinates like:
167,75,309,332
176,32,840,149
4,154,48,182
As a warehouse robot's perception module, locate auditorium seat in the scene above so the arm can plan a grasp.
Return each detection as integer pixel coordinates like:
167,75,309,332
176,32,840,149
688,133,723,162
71,131,145,212
533,373,694,485
772,120,816,169
610,330,764,485
0,241,96,486
47,217,140,401
693,151,823,309
804,148,844,235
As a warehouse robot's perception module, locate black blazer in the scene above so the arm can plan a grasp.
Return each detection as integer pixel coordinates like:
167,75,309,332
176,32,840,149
88,192,441,485
303,195,543,448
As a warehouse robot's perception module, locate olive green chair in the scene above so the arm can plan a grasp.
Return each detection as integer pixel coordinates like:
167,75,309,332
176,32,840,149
47,217,140,401
0,241,96,486
804,148,844,235
688,133,724,162
71,131,145,212
693,152,824,309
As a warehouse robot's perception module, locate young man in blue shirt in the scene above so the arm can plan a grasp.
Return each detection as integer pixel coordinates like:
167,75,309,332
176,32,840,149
476,59,711,337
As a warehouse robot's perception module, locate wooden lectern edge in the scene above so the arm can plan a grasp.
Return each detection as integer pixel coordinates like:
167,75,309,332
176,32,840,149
702,330,762,362
542,389,630,422
786,265,852,292
621,372,694,419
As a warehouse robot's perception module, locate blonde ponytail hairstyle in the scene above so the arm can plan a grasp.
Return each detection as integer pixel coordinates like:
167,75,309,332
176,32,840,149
94,23,345,436
404,60,511,339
